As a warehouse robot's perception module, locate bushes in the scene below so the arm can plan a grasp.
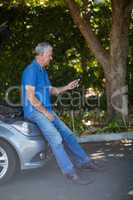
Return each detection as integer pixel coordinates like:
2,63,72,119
0,5,104,104
0,3,132,129
60,109,133,135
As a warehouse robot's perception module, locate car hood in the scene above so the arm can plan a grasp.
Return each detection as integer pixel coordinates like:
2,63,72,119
10,120,42,137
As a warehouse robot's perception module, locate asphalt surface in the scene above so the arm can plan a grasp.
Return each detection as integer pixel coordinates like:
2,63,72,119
0,141,133,200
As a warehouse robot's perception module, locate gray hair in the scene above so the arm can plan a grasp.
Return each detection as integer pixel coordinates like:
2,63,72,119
34,42,53,55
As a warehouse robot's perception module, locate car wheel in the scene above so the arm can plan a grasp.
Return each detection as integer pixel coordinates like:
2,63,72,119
0,140,17,184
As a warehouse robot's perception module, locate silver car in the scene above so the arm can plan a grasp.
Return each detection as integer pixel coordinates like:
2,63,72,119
0,118,49,184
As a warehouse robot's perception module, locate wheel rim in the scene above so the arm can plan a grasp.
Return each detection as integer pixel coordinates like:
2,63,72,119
0,147,9,179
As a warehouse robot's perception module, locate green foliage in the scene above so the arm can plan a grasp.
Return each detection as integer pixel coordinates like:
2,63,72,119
0,4,106,104
96,120,130,133
0,1,132,113
60,110,133,135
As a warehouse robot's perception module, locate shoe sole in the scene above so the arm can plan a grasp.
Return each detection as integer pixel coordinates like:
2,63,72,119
67,177,94,185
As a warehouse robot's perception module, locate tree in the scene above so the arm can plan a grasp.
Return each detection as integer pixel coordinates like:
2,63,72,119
64,0,133,121
0,0,132,121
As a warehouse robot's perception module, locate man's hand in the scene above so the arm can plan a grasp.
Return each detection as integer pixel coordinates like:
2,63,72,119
26,85,55,122
66,79,80,91
50,79,80,95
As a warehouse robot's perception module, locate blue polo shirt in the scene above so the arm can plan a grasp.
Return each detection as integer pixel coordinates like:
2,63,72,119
21,59,52,117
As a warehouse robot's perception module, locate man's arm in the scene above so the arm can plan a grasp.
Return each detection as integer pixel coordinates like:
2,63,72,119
26,85,54,121
50,79,80,95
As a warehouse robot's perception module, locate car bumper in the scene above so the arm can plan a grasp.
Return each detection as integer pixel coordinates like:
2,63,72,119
19,136,47,170
0,122,48,171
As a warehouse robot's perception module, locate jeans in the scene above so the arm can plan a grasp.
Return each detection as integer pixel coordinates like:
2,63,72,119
27,110,91,175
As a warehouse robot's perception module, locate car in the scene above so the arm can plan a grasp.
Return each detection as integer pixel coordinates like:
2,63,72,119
0,116,51,184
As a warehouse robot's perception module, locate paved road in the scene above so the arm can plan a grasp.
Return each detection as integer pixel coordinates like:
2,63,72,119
0,141,133,200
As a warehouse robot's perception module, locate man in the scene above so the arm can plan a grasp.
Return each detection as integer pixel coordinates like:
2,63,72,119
21,42,96,184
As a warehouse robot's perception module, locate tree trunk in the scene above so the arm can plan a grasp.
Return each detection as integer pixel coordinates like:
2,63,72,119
65,0,109,68
105,0,132,120
65,0,132,121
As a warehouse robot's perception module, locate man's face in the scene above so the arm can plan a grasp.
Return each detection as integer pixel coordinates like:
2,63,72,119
42,49,53,67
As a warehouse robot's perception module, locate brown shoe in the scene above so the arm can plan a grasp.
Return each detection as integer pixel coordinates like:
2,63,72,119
65,173,94,185
80,161,105,172
83,162,98,170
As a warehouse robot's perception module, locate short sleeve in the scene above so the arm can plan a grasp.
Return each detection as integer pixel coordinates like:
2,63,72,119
22,65,36,87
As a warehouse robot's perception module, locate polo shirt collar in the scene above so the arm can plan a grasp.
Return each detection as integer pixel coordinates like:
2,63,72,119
33,59,46,72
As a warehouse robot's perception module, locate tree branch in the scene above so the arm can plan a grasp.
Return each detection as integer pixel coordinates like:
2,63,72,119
65,0,109,69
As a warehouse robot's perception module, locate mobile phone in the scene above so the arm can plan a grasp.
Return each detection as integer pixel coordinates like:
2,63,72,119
76,78,80,82
75,78,80,88
76,75,82,81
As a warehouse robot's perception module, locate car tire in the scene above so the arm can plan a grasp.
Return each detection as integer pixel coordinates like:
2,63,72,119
0,140,17,184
